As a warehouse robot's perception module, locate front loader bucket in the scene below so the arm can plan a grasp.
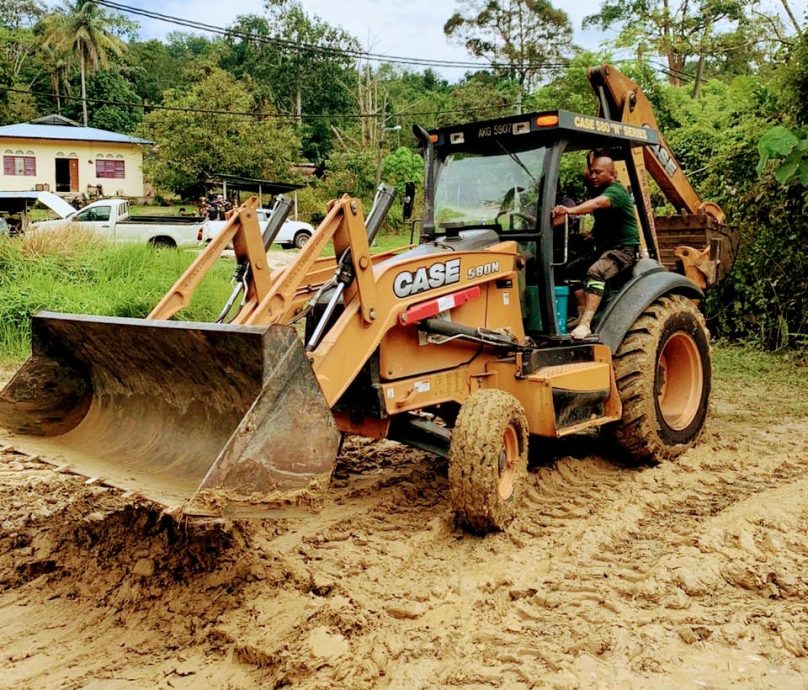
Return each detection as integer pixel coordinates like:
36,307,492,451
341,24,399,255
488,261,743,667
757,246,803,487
0,313,341,518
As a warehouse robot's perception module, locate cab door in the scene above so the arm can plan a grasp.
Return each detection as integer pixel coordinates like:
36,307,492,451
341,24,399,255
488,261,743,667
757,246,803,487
72,203,114,236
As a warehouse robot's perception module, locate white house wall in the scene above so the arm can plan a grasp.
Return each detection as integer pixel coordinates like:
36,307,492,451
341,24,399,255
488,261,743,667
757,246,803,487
1,139,145,197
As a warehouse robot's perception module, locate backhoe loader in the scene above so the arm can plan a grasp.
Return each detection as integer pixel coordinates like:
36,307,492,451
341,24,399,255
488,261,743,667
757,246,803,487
0,65,737,531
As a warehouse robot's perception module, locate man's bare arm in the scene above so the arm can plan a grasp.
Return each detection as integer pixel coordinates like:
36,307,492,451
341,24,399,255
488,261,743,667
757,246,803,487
552,195,611,217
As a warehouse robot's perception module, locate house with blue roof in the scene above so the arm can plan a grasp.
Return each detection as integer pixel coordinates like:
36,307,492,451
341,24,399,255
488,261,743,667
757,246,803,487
0,115,151,199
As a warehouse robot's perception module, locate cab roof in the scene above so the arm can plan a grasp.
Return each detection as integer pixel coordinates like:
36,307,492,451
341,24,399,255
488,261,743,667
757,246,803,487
428,110,660,151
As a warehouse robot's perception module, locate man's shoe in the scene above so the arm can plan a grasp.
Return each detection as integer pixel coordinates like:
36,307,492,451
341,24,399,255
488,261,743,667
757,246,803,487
571,323,592,340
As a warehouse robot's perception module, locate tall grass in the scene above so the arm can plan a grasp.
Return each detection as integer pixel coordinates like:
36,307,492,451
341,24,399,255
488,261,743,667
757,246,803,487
0,229,234,362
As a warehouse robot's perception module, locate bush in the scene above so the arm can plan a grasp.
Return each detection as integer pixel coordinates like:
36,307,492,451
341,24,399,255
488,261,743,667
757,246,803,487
664,75,808,350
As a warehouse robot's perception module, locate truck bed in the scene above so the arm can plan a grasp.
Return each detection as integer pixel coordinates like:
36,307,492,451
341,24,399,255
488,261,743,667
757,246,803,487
120,216,204,225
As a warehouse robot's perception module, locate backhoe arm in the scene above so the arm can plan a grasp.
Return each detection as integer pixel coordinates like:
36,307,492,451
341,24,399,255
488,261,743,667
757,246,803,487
587,65,724,224
587,64,736,288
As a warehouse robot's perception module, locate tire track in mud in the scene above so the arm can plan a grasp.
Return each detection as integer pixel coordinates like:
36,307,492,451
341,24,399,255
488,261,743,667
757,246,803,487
452,417,808,688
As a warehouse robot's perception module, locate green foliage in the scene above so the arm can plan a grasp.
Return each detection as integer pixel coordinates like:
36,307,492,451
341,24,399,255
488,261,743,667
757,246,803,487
40,0,133,124
661,72,807,349
0,235,234,362
381,147,424,198
139,67,301,194
529,51,611,115
220,4,359,161
62,68,142,133
126,37,218,106
322,149,377,201
584,0,758,84
782,32,808,125
443,71,520,123
444,0,573,89
757,125,808,185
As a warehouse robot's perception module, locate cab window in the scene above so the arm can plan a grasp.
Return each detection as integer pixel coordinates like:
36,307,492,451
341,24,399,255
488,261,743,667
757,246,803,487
75,205,111,222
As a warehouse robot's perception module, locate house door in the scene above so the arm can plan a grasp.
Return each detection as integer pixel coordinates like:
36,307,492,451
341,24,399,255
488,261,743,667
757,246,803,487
55,158,79,193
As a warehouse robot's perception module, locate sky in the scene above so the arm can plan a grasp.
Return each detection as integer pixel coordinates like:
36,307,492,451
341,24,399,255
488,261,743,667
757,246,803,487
105,0,806,82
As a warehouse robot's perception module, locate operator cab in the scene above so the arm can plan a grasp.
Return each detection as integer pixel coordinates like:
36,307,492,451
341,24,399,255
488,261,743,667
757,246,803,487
416,111,661,338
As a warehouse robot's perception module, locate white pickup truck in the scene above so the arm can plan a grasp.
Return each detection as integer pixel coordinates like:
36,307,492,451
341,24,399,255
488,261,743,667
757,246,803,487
206,207,315,249
32,198,206,248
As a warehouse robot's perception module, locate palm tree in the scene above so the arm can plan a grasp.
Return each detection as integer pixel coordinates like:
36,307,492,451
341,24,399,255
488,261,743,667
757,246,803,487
42,0,126,126
41,43,72,114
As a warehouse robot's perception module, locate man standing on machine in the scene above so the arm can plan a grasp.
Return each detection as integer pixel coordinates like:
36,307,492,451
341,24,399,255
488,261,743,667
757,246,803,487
551,155,640,339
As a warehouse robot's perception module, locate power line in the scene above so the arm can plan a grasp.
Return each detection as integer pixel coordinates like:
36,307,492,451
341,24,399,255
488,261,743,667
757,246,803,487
92,0,572,73
0,85,516,121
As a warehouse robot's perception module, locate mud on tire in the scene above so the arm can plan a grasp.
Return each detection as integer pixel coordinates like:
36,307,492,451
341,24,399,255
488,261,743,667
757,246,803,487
607,293,711,463
449,389,528,533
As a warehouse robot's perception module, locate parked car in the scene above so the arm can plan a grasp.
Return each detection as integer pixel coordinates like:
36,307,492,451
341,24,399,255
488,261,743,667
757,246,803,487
206,207,314,249
32,198,206,248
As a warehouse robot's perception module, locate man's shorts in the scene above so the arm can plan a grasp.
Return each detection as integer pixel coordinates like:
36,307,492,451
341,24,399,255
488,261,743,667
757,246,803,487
564,245,638,294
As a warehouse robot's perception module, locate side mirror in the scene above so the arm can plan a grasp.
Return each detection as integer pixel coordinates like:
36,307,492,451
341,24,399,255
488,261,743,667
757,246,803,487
402,181,415,220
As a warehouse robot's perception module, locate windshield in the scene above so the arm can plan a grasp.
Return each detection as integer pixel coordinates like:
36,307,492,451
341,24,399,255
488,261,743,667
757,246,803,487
433,146,547,231
76,205,111,222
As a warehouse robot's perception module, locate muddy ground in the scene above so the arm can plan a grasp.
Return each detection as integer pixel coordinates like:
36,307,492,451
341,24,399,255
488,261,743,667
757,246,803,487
0,355,807,690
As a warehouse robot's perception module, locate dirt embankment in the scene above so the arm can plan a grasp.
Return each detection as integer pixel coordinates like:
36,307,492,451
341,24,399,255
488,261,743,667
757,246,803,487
1,360,807,689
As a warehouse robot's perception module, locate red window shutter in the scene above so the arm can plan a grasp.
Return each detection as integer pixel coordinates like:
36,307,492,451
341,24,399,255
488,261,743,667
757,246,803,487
3,156,13,175
114,161,125,179
24,157,35,175
95,160,103,177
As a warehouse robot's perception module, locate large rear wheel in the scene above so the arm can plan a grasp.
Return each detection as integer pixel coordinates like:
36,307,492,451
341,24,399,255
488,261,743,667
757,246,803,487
449,389,528,533
607,293,711,462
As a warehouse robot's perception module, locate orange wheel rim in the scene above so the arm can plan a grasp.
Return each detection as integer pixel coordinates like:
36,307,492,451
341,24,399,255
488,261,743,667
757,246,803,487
657,332,703,430
498,425,518,500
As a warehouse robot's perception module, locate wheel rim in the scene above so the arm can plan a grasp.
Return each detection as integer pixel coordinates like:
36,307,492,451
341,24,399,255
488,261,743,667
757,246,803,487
656,332,703,430
497,424,519,500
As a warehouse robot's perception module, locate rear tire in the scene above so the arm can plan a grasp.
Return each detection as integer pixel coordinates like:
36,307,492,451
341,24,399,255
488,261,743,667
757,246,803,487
293,231,311,249
449,389,528,533
607,293,711,462
148,236,176,249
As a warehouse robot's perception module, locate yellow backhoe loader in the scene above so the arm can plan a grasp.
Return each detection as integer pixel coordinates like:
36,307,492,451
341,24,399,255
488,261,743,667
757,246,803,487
0,66,737,531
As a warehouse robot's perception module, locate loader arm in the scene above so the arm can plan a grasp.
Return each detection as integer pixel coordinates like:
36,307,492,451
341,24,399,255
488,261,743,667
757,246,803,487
587,64,737,289
149,197,274,321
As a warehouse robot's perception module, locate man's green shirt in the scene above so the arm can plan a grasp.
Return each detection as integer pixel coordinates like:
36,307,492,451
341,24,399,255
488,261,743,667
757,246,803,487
592,182,640,252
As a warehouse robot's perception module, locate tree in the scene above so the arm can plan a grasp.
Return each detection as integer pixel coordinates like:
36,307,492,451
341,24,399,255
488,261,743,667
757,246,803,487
82,69,141,133
139,68,301,195
443,0,573,90
444,71,520,123
41,0,134,125
220,4,360,161
0,0,44,102
583,0,761,87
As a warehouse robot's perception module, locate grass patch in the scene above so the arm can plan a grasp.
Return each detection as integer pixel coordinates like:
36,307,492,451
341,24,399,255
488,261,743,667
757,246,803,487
713,343,808,387
0,231,234,363
130,205,191,217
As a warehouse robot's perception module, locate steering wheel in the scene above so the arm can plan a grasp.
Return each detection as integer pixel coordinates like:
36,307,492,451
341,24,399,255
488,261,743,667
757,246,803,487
495,210,536,230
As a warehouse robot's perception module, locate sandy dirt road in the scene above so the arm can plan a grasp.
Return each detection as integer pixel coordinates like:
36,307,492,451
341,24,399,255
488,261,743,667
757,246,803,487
0,353,806,689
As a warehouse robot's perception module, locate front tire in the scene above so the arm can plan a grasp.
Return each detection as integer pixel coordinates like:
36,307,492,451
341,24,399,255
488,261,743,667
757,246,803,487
449,389,528,533
607,293,711,462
